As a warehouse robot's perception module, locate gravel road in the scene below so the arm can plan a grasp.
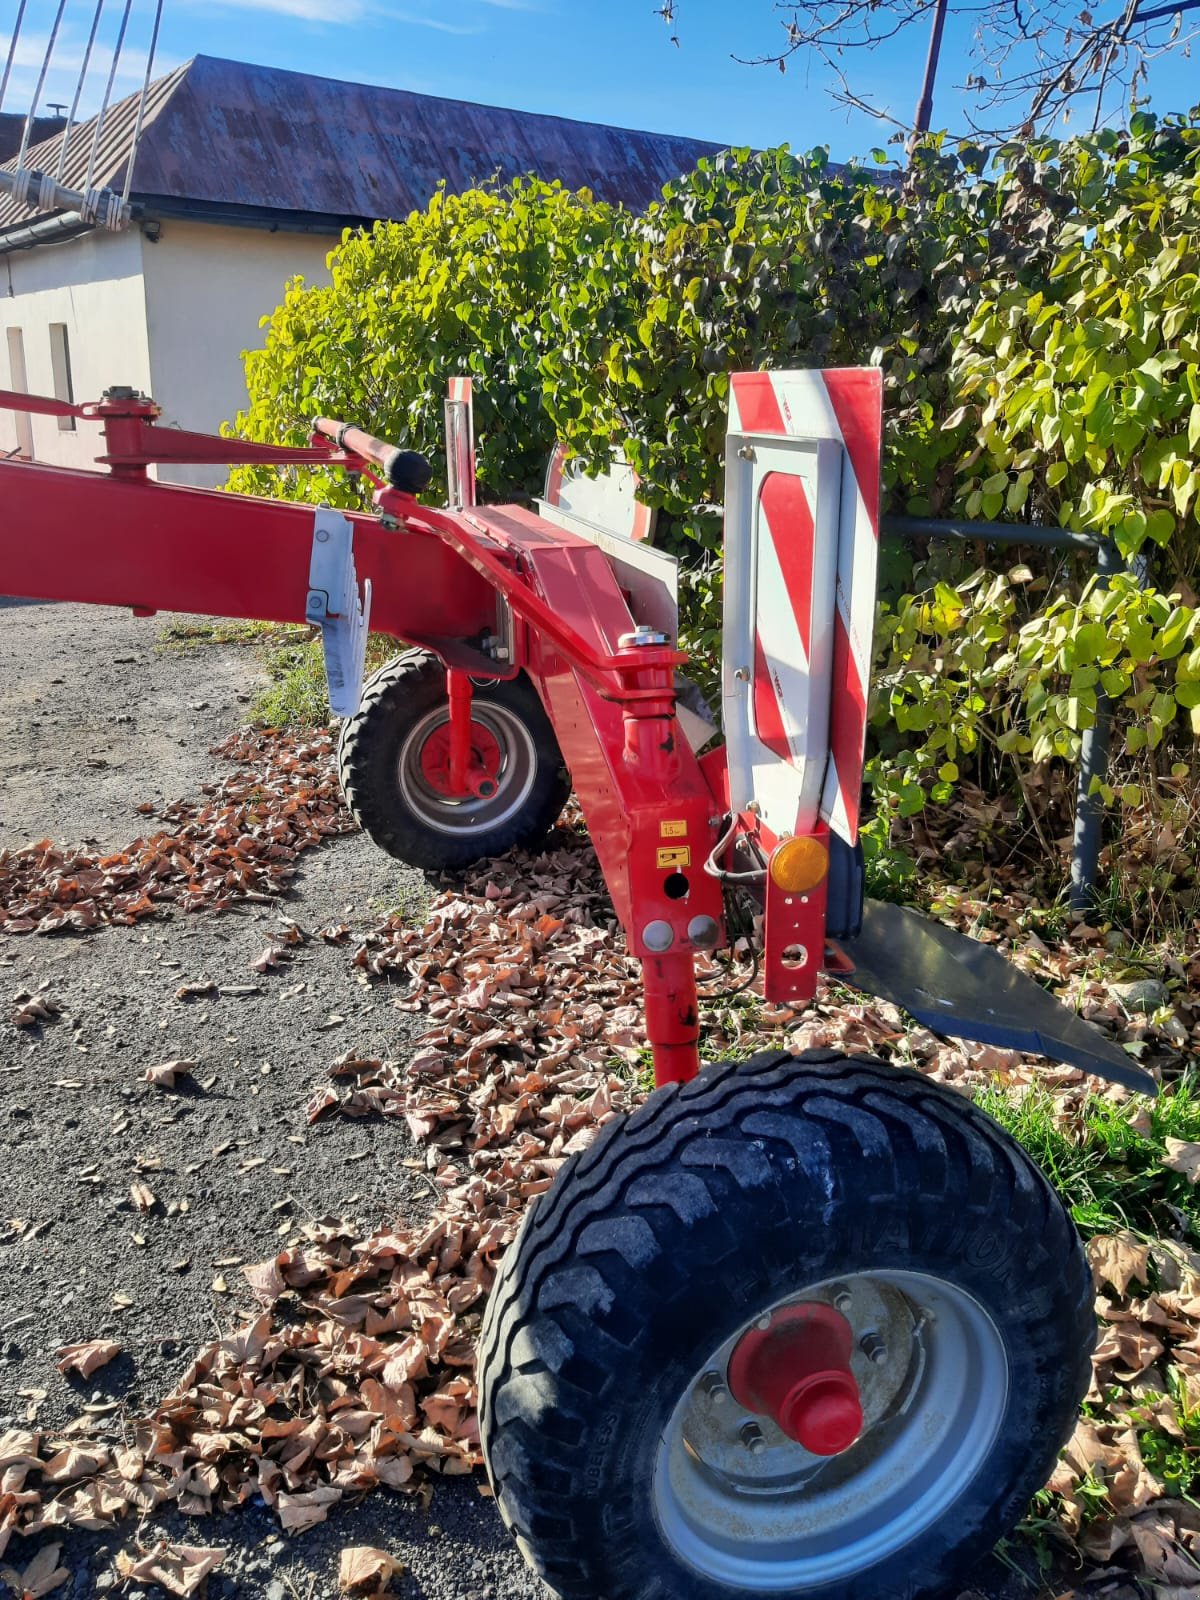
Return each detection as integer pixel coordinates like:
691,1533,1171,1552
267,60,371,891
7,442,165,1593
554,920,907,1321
0,602,548,1600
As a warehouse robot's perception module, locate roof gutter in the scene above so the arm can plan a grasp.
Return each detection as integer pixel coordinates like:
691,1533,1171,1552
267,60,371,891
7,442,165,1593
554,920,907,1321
0,198,152,255
0,209,95,254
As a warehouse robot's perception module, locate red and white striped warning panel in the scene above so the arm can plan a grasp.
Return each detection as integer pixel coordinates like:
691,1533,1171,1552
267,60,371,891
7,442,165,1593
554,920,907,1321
722,368,882,845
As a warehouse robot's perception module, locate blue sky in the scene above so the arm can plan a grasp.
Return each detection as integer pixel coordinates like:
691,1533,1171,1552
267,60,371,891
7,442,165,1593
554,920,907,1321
2,0,1198,160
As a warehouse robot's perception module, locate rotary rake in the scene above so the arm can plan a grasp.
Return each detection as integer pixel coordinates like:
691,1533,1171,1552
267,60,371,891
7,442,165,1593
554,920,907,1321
0,371,1149,1599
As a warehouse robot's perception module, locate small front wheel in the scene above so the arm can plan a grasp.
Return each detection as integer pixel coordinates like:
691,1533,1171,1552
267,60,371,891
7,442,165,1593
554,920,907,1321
337,651,570,871
479,1050,1094,1600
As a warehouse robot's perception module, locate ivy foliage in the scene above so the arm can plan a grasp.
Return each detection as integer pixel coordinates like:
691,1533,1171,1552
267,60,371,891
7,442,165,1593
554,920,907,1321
231,113,1200,898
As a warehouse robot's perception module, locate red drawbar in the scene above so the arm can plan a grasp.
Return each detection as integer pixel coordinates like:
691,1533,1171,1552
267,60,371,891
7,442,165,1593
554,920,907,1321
729,1302,863,1457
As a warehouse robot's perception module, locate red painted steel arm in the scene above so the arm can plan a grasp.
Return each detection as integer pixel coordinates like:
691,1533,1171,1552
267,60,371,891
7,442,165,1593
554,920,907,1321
0,391,729,1088
0,458,496,642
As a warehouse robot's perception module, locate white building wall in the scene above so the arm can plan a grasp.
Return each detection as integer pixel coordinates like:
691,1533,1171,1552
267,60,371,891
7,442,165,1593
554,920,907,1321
0,226,151,468
140,220,332,487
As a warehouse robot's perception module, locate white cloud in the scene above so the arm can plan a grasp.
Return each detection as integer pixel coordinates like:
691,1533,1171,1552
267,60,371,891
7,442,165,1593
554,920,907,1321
177,0,484,27
0,26,168,123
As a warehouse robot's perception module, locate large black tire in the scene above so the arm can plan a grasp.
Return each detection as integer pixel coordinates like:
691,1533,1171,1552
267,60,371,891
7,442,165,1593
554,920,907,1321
337,651,570,871
479,1049,1094,1600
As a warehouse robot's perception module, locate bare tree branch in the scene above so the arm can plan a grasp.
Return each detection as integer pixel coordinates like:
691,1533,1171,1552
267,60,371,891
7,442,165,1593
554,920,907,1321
663,0,1200,139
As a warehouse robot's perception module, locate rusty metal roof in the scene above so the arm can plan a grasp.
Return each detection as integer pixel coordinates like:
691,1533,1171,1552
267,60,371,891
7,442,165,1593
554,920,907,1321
0,54,723,235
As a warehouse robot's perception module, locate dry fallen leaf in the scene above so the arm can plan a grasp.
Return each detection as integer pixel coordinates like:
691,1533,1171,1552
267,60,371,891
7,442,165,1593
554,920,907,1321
114,1540,226,1597
338,1546,405,1597
0,1540,70,1598
10,991,61,1029
144,1061,194,1091
1163,1140,1200,1184
130,1181,157,1214
1088,1232,1153,1297
55,1340,121,1379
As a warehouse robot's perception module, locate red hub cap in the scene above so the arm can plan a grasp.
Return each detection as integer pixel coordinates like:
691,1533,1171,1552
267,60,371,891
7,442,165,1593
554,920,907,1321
418,720,502,799
728,1303,863,1456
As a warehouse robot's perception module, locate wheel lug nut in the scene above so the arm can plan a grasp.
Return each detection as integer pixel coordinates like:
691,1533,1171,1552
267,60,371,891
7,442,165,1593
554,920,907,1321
740,1421,767,1454
700,1370,729,1403
859,1331,887,1365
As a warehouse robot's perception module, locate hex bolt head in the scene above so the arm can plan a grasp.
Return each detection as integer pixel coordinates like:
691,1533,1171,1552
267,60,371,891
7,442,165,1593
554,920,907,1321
859,1330,888,1365
740,1421,767,1454
699,1370,729,1404
832,1286,853,1313
737,444,756,462
755,1314,772,1332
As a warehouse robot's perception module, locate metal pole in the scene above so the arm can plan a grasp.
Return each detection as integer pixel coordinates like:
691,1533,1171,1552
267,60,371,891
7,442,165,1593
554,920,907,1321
1068,540,1121,915
912,0,949,138
883,515,1102,553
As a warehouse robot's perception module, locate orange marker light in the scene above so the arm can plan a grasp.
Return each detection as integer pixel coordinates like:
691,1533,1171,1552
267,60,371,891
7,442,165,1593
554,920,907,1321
769,835,829,894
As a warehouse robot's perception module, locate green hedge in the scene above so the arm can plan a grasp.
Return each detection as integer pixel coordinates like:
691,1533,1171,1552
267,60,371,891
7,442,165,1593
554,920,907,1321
230,114,1200,906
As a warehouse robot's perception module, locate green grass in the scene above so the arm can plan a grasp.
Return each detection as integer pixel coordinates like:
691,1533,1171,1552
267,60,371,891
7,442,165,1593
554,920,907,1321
251,632,400,729
156,615,401,730
976,1074,1200,1243
367,879,434,925
156,617,298,650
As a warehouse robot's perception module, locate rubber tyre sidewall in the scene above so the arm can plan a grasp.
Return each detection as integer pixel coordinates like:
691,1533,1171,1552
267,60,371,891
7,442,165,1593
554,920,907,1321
337,652,570,871
480,1051,1094,1600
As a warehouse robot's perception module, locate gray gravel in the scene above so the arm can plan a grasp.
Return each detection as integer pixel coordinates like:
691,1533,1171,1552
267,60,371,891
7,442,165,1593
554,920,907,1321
0,602,548,1600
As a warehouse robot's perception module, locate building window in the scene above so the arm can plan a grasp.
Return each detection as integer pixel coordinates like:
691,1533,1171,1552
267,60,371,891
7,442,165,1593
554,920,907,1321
5,328,33,458
49,322,75,432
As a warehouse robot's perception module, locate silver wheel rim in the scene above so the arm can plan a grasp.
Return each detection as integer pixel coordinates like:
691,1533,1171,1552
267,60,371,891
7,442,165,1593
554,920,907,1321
652,1270,1009,1591
396,702,537,837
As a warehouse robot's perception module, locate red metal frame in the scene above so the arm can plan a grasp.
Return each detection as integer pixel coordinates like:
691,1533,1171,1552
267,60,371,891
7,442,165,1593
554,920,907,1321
0,386,748,1086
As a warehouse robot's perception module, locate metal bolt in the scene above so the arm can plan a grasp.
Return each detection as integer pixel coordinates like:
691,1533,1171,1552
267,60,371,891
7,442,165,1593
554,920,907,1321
307,591,325,611
755,1314,772,1332
732,666,751,683
699,1370,729,1404
737,444,756,462
859,1331,887,1365
618,626,669,648
831,1286,853,1312
740,1421,767,1454
315,527,330,543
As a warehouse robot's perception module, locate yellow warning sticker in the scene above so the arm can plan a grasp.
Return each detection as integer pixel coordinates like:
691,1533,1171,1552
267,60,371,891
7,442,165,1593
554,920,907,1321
660,820,688,838
656,845,692,870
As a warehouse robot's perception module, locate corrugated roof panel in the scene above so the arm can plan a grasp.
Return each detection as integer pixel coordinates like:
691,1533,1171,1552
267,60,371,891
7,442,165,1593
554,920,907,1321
0,54,722,234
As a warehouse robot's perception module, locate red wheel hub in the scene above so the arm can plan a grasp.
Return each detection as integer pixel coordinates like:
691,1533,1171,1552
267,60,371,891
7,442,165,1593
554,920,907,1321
728,1303,863,1457
418,720,502,798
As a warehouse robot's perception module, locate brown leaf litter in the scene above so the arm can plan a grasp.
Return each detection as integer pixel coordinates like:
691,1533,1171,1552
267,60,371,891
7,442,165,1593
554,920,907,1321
114,1540,226,1597
144,1061,194,1092
0,729,352,937
0,820,1194,1595
338,1545,405,1596
53,1342,121,1380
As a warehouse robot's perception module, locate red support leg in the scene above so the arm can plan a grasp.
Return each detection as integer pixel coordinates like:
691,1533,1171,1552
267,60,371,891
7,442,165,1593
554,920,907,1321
446,668,474,797
643,951,701,1088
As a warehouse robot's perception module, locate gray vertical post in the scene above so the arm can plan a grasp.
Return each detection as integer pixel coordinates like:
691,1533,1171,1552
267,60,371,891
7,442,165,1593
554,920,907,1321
1068,540,1122,915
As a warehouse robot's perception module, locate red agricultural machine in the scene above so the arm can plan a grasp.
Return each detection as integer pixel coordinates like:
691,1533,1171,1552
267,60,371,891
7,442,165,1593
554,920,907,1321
0,372,1152,1600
